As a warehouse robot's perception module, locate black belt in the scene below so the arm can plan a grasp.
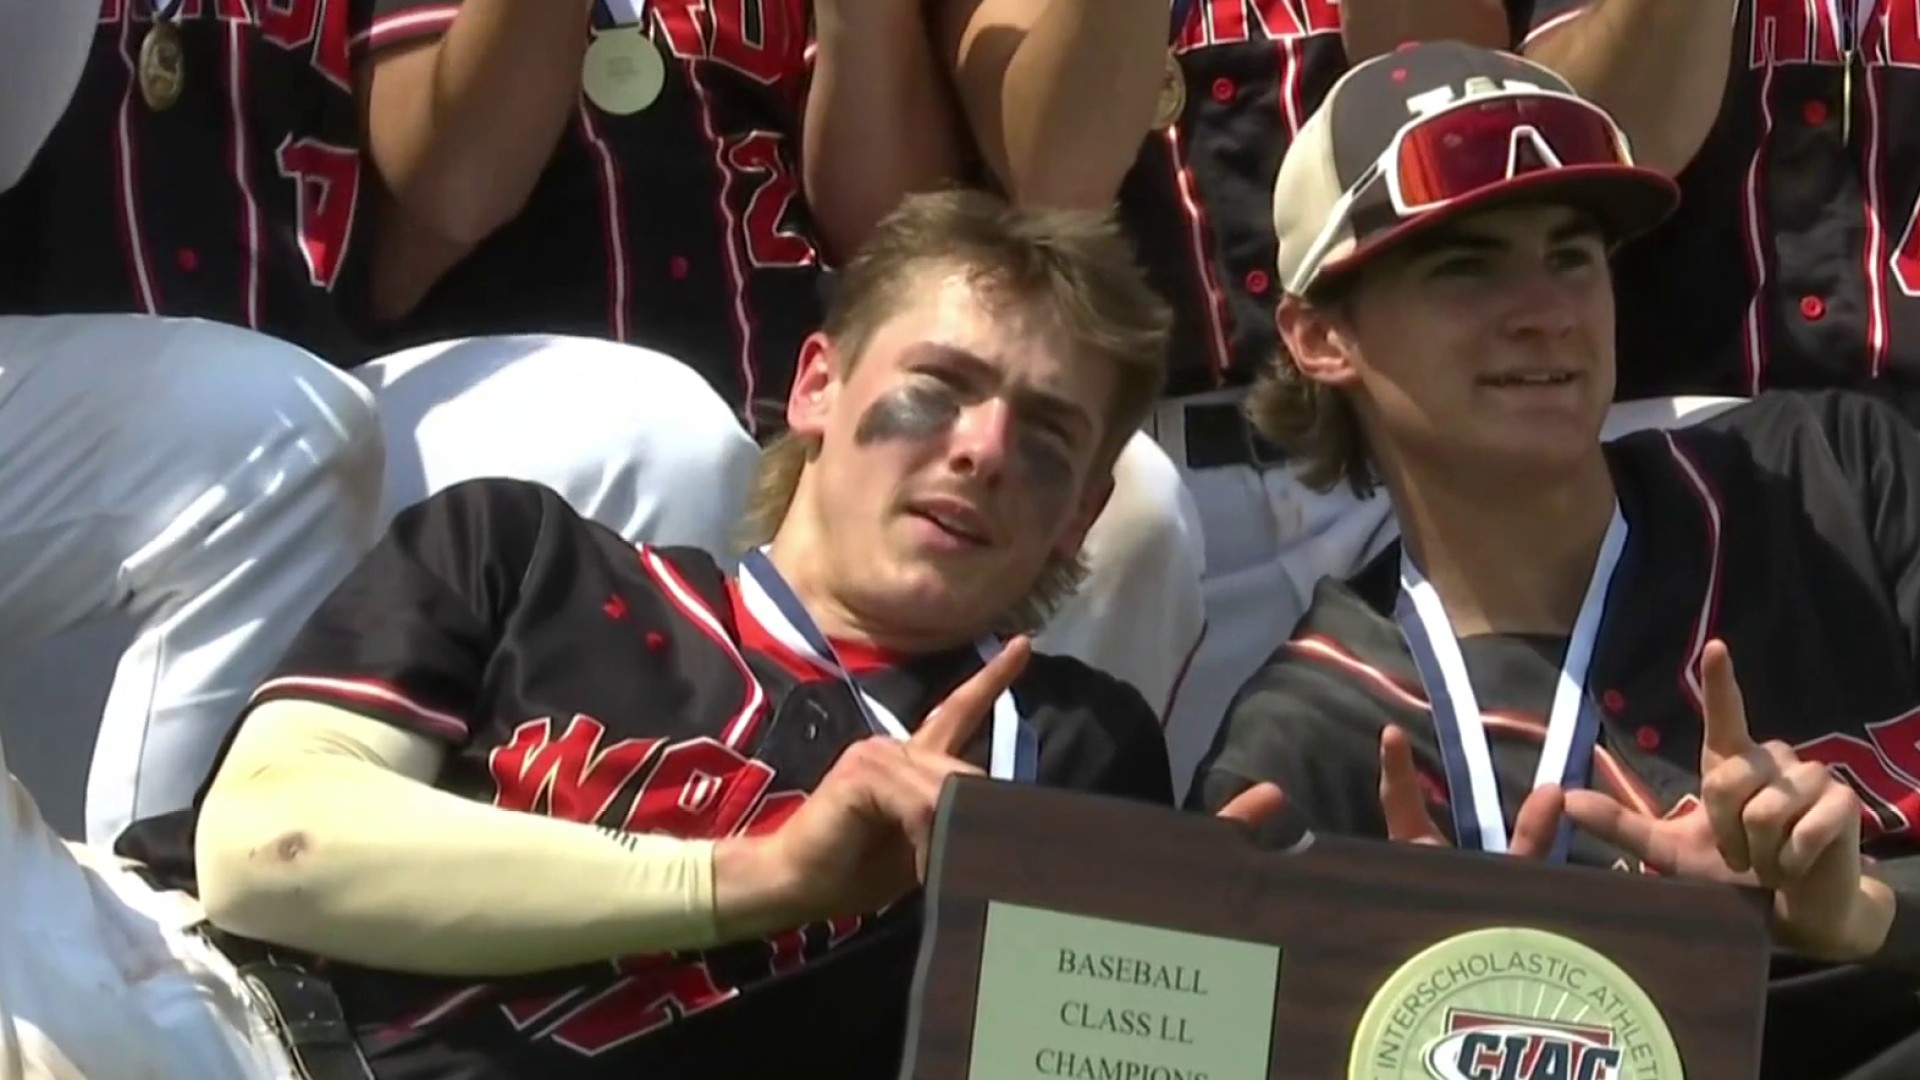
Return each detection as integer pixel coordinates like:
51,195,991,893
1182,402,1288,471
239,957,380,1080
122,858,377,1080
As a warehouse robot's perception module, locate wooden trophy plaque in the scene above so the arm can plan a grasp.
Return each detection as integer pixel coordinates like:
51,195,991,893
901,777,1771,1080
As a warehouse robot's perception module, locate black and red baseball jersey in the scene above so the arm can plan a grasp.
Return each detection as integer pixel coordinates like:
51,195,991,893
1123,1,1532,398
142,477,1172,1079
1192,391,1920,1079
12,0,376,364
1522,1,1920,414
361,1,825,435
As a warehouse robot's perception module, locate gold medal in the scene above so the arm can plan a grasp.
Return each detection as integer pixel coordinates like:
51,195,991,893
1152,50,1186,131
138,20,185,112
582,26,666,116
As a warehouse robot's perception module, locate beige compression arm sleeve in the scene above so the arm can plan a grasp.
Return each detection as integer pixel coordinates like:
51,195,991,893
195,701,727,976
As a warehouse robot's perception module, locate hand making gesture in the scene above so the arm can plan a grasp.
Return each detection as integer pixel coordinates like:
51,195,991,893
1564,640,1891,961
1378,724,1567,858
737,636,1287,932
754,635,1035,929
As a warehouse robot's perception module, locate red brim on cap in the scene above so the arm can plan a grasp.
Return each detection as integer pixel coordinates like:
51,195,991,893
1315,163,1681,283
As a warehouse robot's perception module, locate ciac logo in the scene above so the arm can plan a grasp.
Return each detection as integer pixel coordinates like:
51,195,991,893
1421,1011,1622,1080
1347,927,1682,1080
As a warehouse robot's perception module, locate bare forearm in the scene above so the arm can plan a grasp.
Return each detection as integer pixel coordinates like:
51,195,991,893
1522,0,1737,175
803,4,966,261
363,0,595,247
950,0,1163,208
1340,0,1513,63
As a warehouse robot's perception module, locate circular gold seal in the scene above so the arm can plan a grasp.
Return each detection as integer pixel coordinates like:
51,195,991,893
1349,927,1684,1080
1152,50,1186,130
138,21,186,112
582,26,666,116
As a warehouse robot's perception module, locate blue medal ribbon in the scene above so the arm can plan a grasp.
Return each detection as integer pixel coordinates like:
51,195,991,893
1393,507,1627,862
1170,0,1196,43
593,0,647,31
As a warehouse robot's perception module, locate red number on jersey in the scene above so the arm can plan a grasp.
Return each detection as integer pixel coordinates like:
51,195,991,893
273,137,361,290
725,131,815,269
1798,707,1920,839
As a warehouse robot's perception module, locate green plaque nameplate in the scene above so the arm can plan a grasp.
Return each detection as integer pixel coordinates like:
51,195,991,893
966,900,1282,1079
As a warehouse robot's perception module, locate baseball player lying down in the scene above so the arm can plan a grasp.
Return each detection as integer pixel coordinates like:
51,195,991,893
0,191,1281,1080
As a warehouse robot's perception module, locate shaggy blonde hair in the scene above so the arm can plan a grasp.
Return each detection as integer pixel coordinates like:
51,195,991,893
740,189,1171,634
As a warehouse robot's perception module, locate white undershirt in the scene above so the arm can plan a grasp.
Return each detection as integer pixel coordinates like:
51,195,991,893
0,0,97,192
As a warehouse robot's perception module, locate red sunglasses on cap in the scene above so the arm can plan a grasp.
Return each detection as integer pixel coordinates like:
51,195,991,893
1285,84,1639,295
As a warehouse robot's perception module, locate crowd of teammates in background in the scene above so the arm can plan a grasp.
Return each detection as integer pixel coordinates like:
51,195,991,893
2,0,1920,1076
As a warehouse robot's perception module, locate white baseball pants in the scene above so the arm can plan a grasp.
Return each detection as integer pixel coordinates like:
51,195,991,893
0,730,292,1080
3,332,763,841
0,314,386,845
352,334,762,565
1034,431,1208,722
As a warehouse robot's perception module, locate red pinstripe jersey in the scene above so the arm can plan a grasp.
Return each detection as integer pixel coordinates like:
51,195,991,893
12,0,375,364
1523,0,1920,413
1193,390,1920,1079
1121,0,1348,397
362,0,825,435
182,477,1170,1079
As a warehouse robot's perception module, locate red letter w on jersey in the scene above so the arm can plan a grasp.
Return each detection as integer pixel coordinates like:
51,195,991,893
488,715,661,824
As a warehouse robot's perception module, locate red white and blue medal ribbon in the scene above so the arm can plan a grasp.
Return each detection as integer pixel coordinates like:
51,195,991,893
739,548,1036,782
1393,506,1626,862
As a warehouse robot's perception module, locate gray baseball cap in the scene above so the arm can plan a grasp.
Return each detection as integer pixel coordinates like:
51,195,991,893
1273,41,1680,296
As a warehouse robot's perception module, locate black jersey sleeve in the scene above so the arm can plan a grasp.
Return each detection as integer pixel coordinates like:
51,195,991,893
247,477,558,745
1029,659,1176,807
1184,646,1398,846
1807,390,1920,678
1799,390,1920,973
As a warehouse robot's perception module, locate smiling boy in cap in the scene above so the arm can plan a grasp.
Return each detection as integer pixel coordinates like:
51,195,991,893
1195,40,1920,1079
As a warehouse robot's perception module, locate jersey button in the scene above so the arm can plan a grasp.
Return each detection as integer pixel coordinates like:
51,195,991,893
1802,99,1829,126
1601,688,1625,712
668,255,691,280
1211,77,1236,102
1799,294,1827,321
175,247,199,272
1243,269,1270,294
1634,725,1661,751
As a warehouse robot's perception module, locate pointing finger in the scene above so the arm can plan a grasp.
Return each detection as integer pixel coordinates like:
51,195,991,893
1700,640,1757,770
915,636,1031,756
1379,726,1446,846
